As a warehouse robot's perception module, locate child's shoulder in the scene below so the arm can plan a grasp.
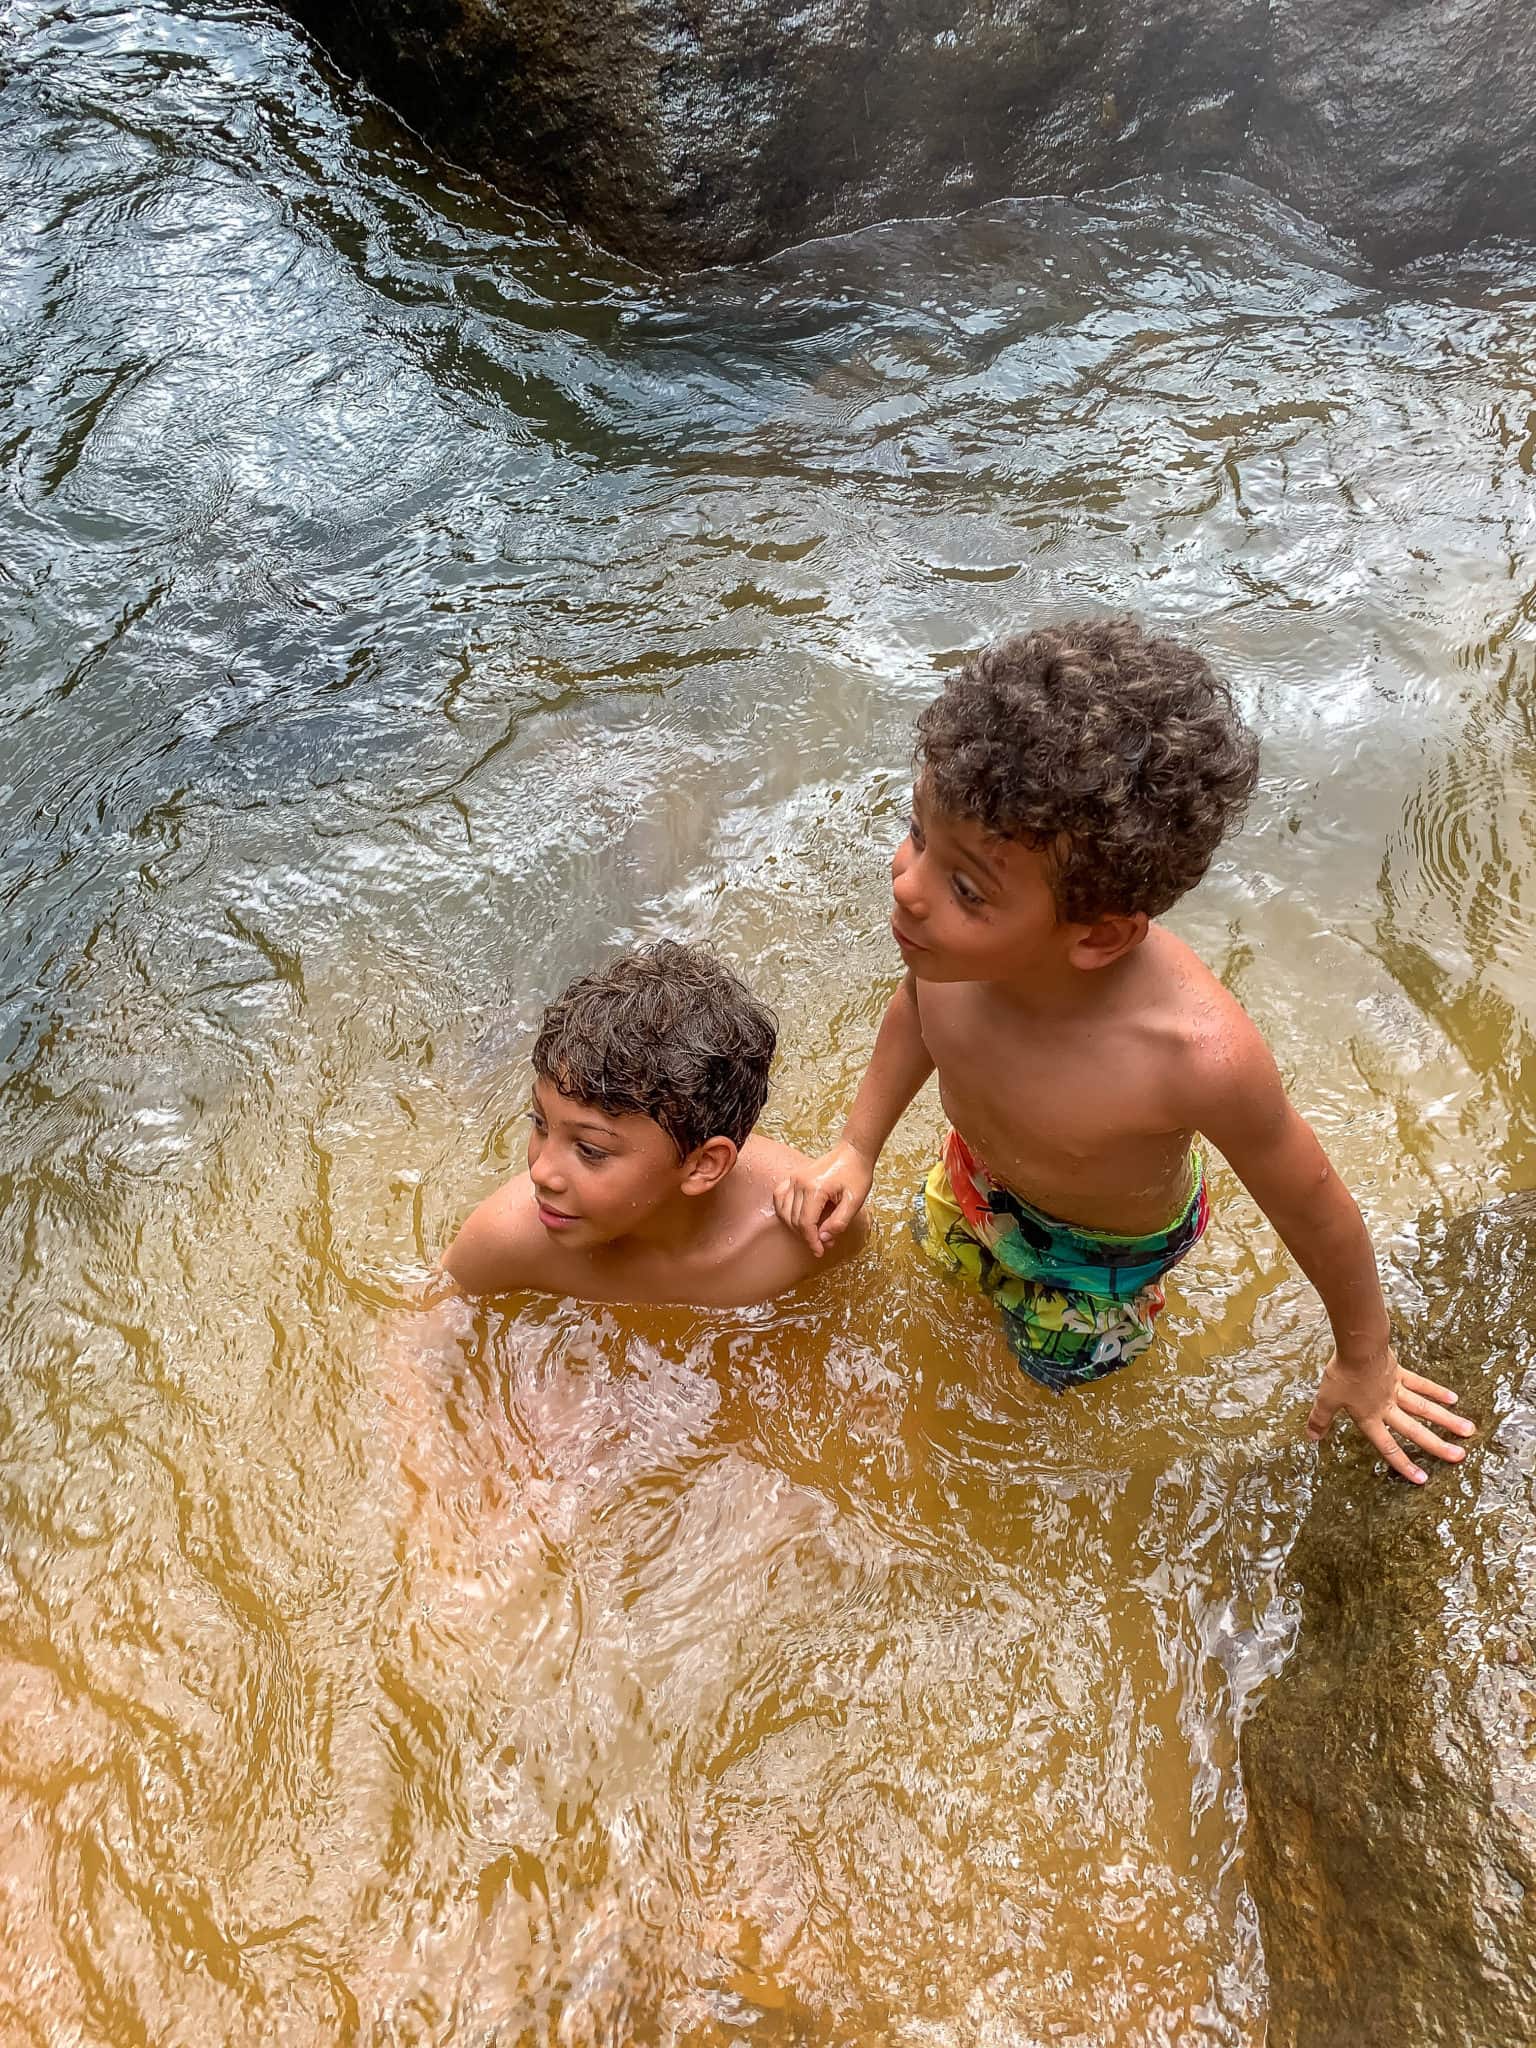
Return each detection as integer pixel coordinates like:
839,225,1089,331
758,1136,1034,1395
737,1132,815,1184
1147,926,1260,1033
438,1172,545,1296
1143,926,1280,1107
733,1135,870,1271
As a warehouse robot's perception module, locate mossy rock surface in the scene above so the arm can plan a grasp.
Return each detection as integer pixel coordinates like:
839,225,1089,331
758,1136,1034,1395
1243,1194,1536,2048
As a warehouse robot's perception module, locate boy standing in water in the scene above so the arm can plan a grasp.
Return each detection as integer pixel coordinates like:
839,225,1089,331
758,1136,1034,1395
442,942,866,1307
775,619,1473,1481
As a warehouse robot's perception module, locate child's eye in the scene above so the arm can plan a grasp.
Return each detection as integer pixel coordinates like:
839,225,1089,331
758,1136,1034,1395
526,1108,548,1134
576,1143,609,1164
951,872,984,907
908,816,925,849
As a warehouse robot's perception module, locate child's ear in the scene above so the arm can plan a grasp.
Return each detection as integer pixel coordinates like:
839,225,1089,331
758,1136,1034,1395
1068,910,1148,971
680,1135,738,1195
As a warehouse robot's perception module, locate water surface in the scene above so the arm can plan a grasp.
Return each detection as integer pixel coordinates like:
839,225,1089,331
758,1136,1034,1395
3,3,1536,2041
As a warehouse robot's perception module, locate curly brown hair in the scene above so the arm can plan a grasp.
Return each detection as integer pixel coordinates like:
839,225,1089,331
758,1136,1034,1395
915,618,1260,920
533,942,776,1156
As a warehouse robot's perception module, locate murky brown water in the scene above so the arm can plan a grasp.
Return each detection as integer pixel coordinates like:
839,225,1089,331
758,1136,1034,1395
3,3,1536,2041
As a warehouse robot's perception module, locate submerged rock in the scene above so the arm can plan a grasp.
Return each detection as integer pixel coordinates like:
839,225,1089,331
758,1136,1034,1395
279,0,1536,269
1243,1194,1536,2048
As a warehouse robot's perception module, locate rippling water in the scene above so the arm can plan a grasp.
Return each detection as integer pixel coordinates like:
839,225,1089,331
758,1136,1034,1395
4,2,1536,2041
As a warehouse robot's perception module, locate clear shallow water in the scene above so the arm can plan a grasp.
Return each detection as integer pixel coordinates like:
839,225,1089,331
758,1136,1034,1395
3,2,1536,2041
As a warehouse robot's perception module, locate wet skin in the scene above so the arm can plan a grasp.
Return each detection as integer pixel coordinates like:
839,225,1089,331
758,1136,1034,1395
442,1079,867,1309
776,786,1478,1484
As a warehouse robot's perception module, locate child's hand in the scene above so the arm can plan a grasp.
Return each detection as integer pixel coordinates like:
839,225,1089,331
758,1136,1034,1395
774,1143,875,1255
1305,1348,1477,1484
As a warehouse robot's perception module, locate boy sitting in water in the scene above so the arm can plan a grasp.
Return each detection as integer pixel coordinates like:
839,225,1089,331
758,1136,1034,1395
774,618,1474,1482
441,941,866,1307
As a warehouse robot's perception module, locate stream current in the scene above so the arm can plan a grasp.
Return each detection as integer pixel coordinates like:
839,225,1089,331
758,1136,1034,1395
3,3,1536,2042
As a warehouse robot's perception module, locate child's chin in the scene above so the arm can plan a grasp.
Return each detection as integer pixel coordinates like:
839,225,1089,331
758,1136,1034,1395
907,952,964,982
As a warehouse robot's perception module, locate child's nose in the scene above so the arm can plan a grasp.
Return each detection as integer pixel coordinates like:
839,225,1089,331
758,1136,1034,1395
531,1150,567,1194
891,853,924,916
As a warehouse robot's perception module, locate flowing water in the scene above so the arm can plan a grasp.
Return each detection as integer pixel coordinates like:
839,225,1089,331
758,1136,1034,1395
3,2,1536,2041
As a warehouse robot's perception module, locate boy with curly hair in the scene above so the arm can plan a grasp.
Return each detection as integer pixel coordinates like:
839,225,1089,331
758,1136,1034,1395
441,942,866,1307
775,618,1473,1482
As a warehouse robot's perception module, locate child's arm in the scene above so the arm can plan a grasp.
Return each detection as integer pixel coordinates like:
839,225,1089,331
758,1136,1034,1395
1190,1025,1476,1483
774,972,935,1254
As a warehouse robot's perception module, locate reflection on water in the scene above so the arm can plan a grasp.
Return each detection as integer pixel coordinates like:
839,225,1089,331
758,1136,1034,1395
2,0,1535,2040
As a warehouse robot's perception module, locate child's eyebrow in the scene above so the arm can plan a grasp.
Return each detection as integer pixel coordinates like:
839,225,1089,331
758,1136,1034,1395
957,840,1003,884
529,1083,621,1138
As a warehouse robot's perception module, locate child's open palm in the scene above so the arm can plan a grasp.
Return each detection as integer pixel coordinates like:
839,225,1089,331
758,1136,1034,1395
1306,1348,1475,1485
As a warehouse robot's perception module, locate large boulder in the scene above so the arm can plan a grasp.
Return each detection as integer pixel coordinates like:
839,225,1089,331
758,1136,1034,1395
280,0,1536,269
280,0,1263,267
1243,1194,1536,2048
1250,0,1536,266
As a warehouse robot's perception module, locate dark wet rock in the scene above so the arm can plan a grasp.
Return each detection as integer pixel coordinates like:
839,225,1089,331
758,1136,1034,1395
1243,1194,1536,2048
278,0,1264,268
1252,0,1536,267
279,0,1536,269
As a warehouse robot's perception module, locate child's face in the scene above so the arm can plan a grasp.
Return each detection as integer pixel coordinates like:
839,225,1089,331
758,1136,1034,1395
526,1079,688,1245
890,786,1070,983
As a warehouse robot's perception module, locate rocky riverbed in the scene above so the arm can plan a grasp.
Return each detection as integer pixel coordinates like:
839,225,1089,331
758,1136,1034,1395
1244,1195,1536,2047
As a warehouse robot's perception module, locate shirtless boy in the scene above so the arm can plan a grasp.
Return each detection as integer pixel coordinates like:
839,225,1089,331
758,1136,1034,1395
775,618,1474,1482
442,941,866,1307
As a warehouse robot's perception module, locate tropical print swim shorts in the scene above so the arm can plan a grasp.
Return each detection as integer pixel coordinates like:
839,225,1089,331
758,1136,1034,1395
914,1129,1209,1393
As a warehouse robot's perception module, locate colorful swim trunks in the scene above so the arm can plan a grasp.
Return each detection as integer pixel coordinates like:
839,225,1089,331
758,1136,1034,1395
913,1130,1209,1393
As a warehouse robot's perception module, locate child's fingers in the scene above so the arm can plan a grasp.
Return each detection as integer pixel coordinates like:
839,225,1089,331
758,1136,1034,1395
1304,1388,1340,1441
1397,1386,1476,1435
1360,1418,1426,1485
775,1175,852,1255
811,1189,844,1253
1389,1408,1465,1463
791,1183,826,1254
1398,1369,1458,1406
